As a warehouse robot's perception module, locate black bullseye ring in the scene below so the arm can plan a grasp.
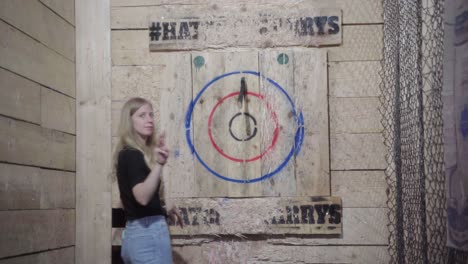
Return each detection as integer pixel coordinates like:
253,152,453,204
228,112,258,142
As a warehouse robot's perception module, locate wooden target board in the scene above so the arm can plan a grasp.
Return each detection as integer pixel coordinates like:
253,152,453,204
162,49,329,198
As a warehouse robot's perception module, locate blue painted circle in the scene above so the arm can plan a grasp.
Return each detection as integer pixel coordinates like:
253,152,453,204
185,71,304,183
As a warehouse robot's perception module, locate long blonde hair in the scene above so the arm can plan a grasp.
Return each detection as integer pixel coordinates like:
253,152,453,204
113,97,157,169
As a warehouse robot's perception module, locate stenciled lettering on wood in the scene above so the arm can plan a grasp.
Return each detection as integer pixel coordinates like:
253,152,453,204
149,17,339,42
167,197,342,235
169,203,341,226
168,207,221,226
148,9,342,50
270,204,341,225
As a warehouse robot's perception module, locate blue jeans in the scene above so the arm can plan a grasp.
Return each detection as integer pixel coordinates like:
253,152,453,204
121,215,173,264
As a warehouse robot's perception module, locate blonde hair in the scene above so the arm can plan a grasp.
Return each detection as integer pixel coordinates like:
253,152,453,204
113,97,157,169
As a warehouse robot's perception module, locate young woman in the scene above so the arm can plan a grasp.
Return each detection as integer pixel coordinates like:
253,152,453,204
114,97,183,264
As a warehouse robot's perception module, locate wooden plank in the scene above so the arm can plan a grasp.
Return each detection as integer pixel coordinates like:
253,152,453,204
331,171,386,208
294,49,329,196
41,88,76,134
0,116,75,170
111,65,165,101
75,1,112,263
39,127,76,170
258,50,296,196
331,133,386,170
328,24,383,62
0,209,75,258
39,0,75,25
113,196,341,237
221,53,261,197
0,20,75,97
111,0,382,25
111,25,380,65
39,169,75,208
0,163,75,210
172,246,204,264
111,101,122,137
0,247,74,264
266,207,388,245
147,9,342,50
114,207,386,246
112,136,121,208
330,97,382,134
0,119,41,166
188,52,220,196
156,53,195,198
190,52,263,197
242,245,389,263
329,61,382,97
0,68,41,124
172,244,388,263
169,196,341,235
334,0,382,24
0,0,75,61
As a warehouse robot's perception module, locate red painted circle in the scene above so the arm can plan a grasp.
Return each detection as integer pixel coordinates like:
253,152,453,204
207,91,279,162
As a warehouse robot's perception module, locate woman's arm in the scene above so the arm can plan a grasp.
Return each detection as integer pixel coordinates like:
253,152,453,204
132,162,164,206
130,132,169,206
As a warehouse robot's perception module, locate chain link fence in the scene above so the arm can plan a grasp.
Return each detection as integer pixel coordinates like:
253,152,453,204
380,0,468,263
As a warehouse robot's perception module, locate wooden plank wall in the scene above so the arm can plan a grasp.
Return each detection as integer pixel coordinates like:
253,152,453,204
110,0,388,263
0,0,76,263
75,1,112,264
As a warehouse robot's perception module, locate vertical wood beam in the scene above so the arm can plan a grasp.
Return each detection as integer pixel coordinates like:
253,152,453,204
75,0,112,263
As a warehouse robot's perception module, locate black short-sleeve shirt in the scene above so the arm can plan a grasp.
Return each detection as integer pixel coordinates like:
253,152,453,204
117,146,166,220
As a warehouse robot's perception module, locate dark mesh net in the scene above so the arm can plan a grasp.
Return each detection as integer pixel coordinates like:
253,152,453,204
380,0,468,263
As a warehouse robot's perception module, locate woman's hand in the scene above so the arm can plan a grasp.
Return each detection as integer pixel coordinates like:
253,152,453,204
168,205,184,228
154,132,169,165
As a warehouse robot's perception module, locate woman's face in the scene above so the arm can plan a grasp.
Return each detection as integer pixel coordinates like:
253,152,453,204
132,103,154,139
